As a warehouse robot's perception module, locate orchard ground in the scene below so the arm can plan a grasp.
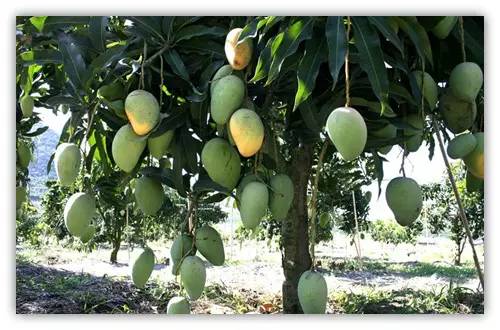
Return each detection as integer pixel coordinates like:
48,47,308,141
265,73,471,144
16,220,483,314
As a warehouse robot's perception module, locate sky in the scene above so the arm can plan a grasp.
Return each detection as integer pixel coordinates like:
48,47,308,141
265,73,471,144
38,109,455,221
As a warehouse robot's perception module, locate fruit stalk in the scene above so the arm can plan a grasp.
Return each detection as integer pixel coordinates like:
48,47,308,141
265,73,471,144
344,16,351,107
432,118,484,290
458,16,467,63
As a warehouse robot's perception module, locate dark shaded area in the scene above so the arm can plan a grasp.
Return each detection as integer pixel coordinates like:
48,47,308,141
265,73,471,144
16,260,179,314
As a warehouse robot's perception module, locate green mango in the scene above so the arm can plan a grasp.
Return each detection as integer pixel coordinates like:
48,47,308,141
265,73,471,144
412,71,438,109
298,270,328,314
180,256,206,300
463,132,484,179
326,107,367,161
64,192,95,237
269,174,294,221
112,124,147,173
97,81,125,101
431,16,458,39
210,64,234,95
195,225,225,266
125,90,160,136
20,95,34,117
130,247,155,288
54,143,82,186
16,186,27,210
239,181,269,229
80,224,96,243
210,75,245,125
167,296,190,314
446,133,477,159
170,234,196,275
386,177,423,226
466,170,483,193
319,213,330,229
449,62,483,102
439,92,477,134
17,141,32,169
134,176,164,215
148,130,174,159
201,138,241,191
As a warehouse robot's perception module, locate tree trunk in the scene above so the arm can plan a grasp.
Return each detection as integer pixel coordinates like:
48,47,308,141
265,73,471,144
454,237,466,266
281,143,313,314
110,229,122,264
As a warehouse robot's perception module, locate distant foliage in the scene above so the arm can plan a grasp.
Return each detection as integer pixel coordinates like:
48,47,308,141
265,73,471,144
369,219,421,245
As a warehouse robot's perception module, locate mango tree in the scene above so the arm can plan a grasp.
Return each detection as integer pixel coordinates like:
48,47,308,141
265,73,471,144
15,16,484,313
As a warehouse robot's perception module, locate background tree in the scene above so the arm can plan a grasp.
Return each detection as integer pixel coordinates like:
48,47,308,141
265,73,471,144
422,164,484,265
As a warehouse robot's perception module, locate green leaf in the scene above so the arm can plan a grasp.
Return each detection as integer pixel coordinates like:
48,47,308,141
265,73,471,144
89,16,107,52
263,16,285,33
293,38,327,111
367,16,403,54
163,49,190,81
192,175,231,195
20,49,62,65
149,110,187,138
298,99,322,133
396,17,433,66
238,17,267,44
42,16,90,32
266,17,314,86
325,16,347,91
58,33,88,91
24,126,49,137
249,36,273,83
178,38,224,58
162,17,175,41
171,142,187,197
29,16,47,32
127,16,164,41
89,45,126,73
351,17,390,113
175,25,225,43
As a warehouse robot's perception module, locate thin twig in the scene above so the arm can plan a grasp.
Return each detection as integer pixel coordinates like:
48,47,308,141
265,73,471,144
458,17,467,63
344,16,352,107
432,117,484,290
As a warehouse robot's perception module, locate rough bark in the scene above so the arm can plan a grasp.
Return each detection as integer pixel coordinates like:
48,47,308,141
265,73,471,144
110,229,122,264
281,143,313,314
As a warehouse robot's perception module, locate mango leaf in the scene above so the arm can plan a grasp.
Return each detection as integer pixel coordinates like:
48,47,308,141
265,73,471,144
58,33,88,91
163,49,190,81
367,16,403,54
24,126,49,137
140,166,176,191
20,49,62,65
325,16,347,91
266,17,314,86
127,16,164,41
396,17,433,66
171,141,187,197
162,17,175,41
293,38,327,111
238,17,267,44
42,16,90,32
89,16,107,52
200,192,230,204
298,99,322,134
149,110,187,138
179,38,224,58
175,25,225,43
263,16,285,33
89,45,126,73
351,17,390,114
29,16,47,32
192,175,232,196
249,36,274,83
181,130,201,174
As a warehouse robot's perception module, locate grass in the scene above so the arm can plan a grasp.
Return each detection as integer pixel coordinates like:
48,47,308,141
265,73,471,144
323,257,477,281
331,285,483,314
